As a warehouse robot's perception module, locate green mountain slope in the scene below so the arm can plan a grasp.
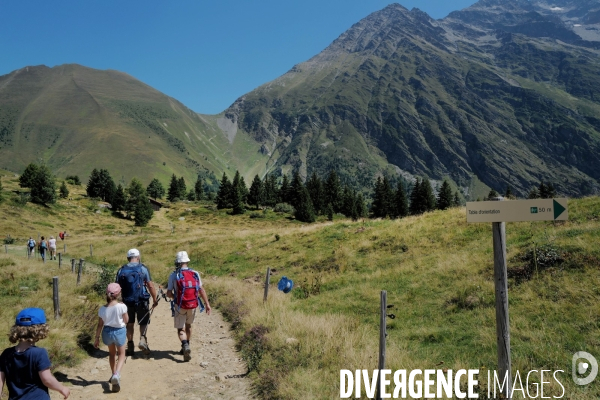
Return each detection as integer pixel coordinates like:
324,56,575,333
224,2,600,197
0,64,268,185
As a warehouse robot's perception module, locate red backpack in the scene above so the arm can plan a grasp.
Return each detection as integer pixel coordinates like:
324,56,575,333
176,269,200,309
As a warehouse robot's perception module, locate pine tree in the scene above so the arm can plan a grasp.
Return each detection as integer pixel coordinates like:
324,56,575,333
393,181,409,218
324,170,342,213
30,165,57,205
194,175,204,201
306,171,324,215
528,187,540,199
19,163,40,189
126,178,146,219
420,177,436,212
59,181,69,199
177,177,187,200
279,174,291,204
186,190,196,201
436,180,453,210
294,185,316,223
239,176,249,204
112,184,126,212
231,171,245,215
248,175,264,209
505,186,513,199
453,191,461,207
326,203,334,221
167,174,179,202
546,182,556,198
409,178,422,215
262,174,278,207
147,178,165,200
341,185,354,217
134,191,154,227
216,173,232,209
290,171,304,209
487,189,499,200
86,168,101,198
356,193,368,218
371,177,384,218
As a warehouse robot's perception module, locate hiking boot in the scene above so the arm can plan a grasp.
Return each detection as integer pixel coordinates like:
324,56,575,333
126,341,134,357
183,343,191,362
110,373,121,392
138,336,151,355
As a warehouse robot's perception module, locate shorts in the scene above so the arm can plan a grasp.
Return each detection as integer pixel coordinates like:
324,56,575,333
102,326,127,347
173,307,196,329
124,301,151,325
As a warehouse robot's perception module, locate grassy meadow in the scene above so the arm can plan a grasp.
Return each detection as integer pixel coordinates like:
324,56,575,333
0,172,599,399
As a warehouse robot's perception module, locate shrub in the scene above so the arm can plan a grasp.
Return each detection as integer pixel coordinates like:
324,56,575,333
249,212,265,219
94,261,117,297
274,203,295,214
3,235,15,245
239,325,269,372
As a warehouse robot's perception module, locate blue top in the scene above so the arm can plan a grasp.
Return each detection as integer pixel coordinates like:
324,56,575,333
115,262,152,300
0,346,51,399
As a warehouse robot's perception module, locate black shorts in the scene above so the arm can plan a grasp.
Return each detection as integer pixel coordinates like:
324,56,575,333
124,301,151,325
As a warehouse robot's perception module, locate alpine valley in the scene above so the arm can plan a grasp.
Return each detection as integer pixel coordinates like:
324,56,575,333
2,0,600,198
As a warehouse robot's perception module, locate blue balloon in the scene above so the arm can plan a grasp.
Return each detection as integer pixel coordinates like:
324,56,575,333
277,276,294,293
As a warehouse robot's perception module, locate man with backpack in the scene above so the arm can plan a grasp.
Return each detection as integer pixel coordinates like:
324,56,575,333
166,251,211,362
115,249,158,357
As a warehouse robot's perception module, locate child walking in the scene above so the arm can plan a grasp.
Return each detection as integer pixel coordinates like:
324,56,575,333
94,283,128,392
0,308,70,399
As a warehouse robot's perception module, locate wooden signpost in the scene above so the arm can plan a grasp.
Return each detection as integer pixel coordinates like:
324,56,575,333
466,198,568,399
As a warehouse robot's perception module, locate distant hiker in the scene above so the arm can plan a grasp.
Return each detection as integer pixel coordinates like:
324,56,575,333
27,237,35,256
0,308,71,399
58,231,65,241
38,237,48,262
167,251,211,362
48,236,57,260
115,249,158,357
94,283,128,393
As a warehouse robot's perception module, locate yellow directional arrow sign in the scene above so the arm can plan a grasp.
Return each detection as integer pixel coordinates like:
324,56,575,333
466,198,568,223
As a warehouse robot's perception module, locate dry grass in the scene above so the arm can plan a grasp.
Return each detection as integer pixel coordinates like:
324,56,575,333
1,172,599,399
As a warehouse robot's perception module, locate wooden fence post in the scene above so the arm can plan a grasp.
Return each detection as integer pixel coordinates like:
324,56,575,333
493,221,512,399
376,290,387,400
4,244,7,254
90,244,93,257
58,253,62,269
64,243,66,254
27,247,30,259
53,277,60,320
77,259,84,285
263,267,271,303
71,258,75,273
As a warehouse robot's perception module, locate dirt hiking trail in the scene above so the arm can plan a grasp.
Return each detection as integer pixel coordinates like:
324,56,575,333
51,293,252,400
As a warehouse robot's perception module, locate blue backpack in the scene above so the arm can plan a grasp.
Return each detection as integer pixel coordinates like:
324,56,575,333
28,239,35,247
117,264,148,303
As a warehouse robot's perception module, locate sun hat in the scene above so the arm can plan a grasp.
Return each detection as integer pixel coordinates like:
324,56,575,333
16,308,47,326
107,283,121,296
127,248,140,258
277,276,294,294
176,251,191,263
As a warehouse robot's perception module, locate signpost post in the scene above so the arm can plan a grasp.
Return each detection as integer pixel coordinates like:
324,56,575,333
466,198,568,400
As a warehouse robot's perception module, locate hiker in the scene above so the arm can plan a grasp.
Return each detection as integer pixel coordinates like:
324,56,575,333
0,308,71,399
167,251,211,362
58,231,66,241
38,237,48,262
48,236,57,260
94,283,128,393
27,237,35,257
115,249,158,357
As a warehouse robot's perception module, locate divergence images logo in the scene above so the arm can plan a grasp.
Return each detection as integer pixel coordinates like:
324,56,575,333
572,352,598,386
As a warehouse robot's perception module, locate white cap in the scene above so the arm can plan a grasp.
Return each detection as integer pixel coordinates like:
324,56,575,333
127,248,140,258
176,251,190,263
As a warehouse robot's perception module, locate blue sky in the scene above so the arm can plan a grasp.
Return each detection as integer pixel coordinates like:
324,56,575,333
1,1,477,114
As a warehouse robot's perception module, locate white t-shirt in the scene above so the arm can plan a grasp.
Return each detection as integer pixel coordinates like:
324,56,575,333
98,303,128,328
48,239,56,249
